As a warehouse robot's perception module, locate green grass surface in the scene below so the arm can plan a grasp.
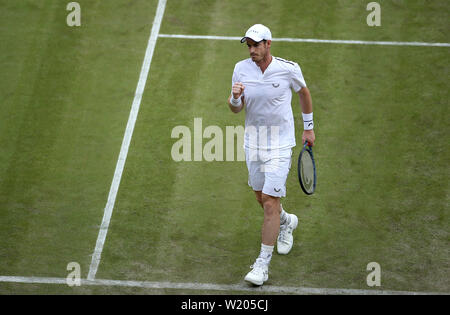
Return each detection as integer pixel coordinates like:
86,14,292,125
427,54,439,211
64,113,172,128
0,0,157,277
0,0,448,294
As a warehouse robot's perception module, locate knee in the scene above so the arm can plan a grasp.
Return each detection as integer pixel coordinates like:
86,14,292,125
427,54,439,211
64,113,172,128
261,194,280,216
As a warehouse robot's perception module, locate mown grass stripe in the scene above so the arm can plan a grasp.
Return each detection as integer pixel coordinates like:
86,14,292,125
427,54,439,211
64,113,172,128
87,0,167,281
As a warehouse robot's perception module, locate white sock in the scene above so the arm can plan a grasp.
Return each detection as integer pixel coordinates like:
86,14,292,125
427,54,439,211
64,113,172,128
280,204,290,226
258,244,274,265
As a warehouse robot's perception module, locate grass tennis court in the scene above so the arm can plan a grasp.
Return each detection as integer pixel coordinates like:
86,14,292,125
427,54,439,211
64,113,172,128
0,0,448,294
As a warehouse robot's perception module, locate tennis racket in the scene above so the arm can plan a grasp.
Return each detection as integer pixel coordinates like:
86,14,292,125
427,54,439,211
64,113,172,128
298,140,316,195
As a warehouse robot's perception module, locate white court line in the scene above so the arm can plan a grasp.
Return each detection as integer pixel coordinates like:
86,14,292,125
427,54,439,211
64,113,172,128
158,34,450,47
87,0,167,281
0,276,446,295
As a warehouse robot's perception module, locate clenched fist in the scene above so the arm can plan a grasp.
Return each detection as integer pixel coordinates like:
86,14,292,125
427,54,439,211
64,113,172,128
232,82,245,99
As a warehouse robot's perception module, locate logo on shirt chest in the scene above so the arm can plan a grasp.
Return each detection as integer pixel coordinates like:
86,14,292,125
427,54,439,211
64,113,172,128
272,83,280,88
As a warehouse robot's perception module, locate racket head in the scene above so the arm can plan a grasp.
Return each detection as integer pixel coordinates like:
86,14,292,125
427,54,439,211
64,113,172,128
298,141,316,195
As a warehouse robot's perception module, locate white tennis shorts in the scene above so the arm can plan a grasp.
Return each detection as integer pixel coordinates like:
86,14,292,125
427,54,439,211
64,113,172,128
245,147,293,197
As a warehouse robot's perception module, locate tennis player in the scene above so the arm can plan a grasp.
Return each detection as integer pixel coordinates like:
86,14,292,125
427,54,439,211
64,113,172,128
227,24,315,285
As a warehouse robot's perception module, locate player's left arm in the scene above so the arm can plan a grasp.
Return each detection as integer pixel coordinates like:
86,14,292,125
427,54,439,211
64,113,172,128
298,87,315,146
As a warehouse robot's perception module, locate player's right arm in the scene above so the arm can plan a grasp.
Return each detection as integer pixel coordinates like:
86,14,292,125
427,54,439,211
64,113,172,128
228,82,245,113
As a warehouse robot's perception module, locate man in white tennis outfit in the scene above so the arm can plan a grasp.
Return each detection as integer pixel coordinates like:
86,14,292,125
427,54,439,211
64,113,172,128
228,24,315,285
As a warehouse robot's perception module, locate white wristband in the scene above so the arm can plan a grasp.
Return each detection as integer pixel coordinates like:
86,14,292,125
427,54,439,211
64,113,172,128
302,112,314,130
230,95,242,107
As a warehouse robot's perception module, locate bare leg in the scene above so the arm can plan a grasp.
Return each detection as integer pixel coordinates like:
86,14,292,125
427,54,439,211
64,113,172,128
260,193,281,246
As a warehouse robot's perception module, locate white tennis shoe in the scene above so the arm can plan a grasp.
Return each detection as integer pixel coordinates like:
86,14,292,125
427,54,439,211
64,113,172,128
277,213,298,254
244,258,269,286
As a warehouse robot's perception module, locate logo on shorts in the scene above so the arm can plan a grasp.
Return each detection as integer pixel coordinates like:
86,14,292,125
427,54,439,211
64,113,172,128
274,188,281,192
272,83,280,88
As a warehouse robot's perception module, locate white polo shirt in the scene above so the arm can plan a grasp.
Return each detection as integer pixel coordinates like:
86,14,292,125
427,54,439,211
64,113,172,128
231,57,307,150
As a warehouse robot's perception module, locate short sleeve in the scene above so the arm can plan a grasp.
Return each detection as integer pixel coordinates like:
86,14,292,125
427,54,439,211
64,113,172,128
290,63,307,92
